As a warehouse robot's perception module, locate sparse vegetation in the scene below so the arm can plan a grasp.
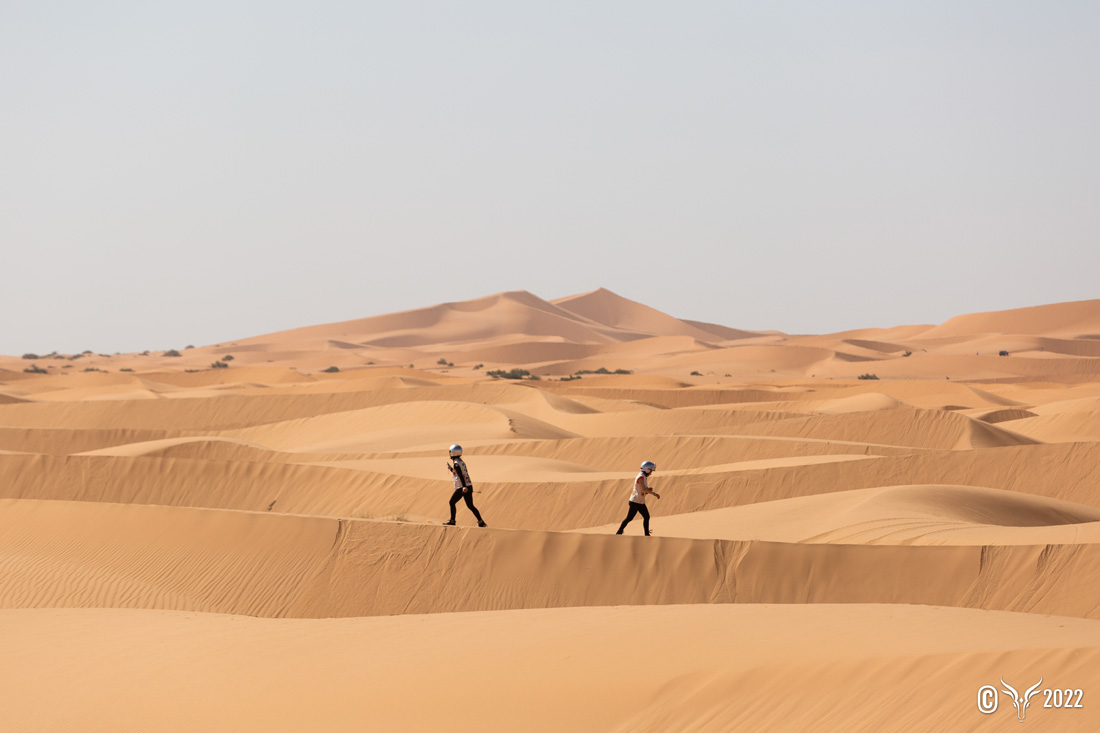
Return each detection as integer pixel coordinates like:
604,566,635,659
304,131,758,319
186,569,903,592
82,350,92,355
574,367,633,375
999,350,1010,357
21,353,39,360
68,353,84,360
322,366,340,373
120,368,134,372
164,350,182,357
221,354,234,361
690,370,703,376
23,364,47,374
473,364,483,370
437,358,448,365
487,368,530,380
210,361,229,369
903,351,912,357
560,374,582,381
185,345,195,350
858,373,880,380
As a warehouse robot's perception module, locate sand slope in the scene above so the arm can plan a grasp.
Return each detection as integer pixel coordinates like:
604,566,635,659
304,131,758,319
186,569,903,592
3,605,1099,732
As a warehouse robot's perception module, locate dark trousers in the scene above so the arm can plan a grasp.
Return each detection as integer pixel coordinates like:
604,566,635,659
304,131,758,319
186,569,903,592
616,501,650,536
449,488,483,523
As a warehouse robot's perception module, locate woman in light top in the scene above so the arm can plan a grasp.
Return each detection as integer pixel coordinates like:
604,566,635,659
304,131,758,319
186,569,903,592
616,460,660,536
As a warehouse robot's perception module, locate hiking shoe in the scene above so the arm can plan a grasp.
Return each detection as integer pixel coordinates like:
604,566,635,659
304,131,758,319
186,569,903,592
442,520,455,526
477,520,487,527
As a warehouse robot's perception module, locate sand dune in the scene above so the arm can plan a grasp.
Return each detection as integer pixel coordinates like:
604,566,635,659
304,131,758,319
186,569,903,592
604,484,1100,546
551,287,761,342
917,299,1100,339
4,293,1100,730
4,604,1099,732
7,499,1100,622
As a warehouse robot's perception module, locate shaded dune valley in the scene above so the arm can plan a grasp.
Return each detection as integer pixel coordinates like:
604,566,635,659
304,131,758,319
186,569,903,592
4,290,1100,731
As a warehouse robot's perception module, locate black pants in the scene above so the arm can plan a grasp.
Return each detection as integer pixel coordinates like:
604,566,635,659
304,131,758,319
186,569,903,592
449,488,483,523
616,501,650,536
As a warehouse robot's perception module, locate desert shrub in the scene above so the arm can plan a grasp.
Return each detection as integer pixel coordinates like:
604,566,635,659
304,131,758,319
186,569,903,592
858,373,879,380
473,364,483,370
120,368,134,372
322,366,340,373
83,367,103,372
82,350,92,354
52,354,66,360
560,374,581,381
221,355,234,361
164,350,182,357
999,350,1009,357
690,370,702,376
574,367,633,375
21,353,39,360
210,361,229,369
140,351,149,356
486,368,530,380
68,353,83,360
903,351,912,357
24,364,47,374
185,345,195,350
437,358,448,365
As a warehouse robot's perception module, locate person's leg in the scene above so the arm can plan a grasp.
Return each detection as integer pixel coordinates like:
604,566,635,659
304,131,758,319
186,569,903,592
616,503,640,534
446,489,463,523
639,504,651,536
462,490,484,524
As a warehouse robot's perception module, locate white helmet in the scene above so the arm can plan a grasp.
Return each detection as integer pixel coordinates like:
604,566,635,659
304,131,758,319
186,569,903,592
640,460,656,473
449,444,463,457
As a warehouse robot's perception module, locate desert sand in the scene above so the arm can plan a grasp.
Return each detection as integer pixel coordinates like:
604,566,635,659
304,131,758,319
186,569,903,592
2,288,1100,731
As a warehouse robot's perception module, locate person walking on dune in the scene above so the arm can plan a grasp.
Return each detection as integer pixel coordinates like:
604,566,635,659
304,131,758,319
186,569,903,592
443,444,487,527
616,460,660,536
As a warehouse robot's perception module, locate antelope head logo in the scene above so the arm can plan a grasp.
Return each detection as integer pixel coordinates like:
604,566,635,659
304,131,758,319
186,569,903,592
1001,677,1043,721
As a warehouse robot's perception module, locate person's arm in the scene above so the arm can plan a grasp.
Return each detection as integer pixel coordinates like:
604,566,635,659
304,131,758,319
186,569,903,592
638,476,660,499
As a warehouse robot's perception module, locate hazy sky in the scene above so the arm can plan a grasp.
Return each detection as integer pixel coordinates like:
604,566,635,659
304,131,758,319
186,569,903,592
3,1,1098,354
